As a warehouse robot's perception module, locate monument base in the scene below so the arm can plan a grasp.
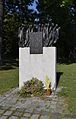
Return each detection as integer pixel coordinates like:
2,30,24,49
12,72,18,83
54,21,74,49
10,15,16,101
19,47,56,90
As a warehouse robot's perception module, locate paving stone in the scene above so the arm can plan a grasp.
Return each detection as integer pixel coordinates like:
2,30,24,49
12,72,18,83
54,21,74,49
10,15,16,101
0,116,8,119
16,108,25,112
0,106,2,109
5,100,16,105
21,117,29,119
0,110,5,115
41,111,50,115
33,108,42,114
52,113,62,119
64,114,76,118
23,113,31,117
9,107,16,111
62,117,76,119
9,116,18,119
0,106,10,110
30,114,39,119
13,111,23,117
0,88,75,119
25,108,34,113
3,111,13,116
40,115,50,119
0,103,8,107
31,101,40,107
0,99,3,103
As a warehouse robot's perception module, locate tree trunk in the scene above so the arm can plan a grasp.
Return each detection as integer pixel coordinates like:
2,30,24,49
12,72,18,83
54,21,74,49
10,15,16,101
0,0,3,65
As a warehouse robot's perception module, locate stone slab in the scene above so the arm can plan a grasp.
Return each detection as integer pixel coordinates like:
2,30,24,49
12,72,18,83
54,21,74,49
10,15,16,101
40,115,50,119
21,117,29,119
30,114,39,119
3,111,12,116
19,47,56,89
0,116,8,119
23,113,31,117
13,111,23,117
0,110,5,115
9,116,18,119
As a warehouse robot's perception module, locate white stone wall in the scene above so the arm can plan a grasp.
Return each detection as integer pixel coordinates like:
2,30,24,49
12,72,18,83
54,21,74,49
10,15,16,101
19,47,56,90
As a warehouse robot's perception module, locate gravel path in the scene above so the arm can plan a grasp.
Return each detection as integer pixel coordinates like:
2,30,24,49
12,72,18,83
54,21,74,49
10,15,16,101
0,88,76,119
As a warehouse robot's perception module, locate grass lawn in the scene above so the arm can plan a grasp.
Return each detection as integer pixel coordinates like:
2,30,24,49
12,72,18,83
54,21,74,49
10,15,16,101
0,64,19,95
57,63,76,114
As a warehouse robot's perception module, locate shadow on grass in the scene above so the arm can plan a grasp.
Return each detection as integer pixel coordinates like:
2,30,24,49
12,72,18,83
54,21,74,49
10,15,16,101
4,59,19,67
56,72,63,88
57,58,76,65
0,59,19,70
0,65,15,70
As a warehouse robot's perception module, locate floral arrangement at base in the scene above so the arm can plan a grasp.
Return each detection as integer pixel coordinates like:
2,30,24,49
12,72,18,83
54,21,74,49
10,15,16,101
19,77,45,97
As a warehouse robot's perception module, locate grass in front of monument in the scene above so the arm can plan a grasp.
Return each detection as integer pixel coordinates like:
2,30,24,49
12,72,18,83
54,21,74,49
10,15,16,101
0,60,19,95
57,63,76,114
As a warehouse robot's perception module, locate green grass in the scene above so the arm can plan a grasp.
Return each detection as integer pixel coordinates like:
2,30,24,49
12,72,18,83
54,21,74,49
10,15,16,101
57,63,76,114
0,66,19,95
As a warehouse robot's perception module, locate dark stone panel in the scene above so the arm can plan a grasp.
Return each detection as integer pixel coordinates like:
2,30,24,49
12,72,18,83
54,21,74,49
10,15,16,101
29,32,43,54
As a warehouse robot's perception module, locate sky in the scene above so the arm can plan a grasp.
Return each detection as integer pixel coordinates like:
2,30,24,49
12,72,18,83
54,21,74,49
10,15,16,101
28,0,38,12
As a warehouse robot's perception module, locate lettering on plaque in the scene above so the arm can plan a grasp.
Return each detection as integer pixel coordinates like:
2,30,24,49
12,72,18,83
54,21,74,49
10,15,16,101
29,32,43,54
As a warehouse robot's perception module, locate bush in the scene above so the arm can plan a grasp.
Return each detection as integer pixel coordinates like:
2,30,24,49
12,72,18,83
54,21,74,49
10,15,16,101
19,77,45,97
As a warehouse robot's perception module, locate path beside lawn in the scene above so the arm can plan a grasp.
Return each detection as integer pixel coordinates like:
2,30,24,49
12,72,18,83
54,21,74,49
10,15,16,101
0,87,76,119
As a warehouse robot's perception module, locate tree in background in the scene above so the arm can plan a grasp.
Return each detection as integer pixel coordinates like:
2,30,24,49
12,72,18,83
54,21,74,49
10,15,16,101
2,0,76,62
36,0,76,62
3,0,34,59
0,0,3,65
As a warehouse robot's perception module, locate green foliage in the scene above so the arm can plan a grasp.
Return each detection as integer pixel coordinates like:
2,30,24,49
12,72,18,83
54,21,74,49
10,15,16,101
0,0,3,64
4,0,34,23
37,0,76,60
2,0,76,60
2,0,34,59
19,78,45,97
3,13,21,58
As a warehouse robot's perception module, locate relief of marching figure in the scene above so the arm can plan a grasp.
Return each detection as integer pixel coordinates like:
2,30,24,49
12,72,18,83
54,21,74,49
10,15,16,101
18,21,60,47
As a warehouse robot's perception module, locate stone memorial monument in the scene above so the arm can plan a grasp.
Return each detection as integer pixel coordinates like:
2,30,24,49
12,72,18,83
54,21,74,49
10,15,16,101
19,22,60,90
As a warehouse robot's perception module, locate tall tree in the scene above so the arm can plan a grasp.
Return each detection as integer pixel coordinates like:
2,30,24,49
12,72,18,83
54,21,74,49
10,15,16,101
36,0,76,61
0,0,3,65
3,0,34,58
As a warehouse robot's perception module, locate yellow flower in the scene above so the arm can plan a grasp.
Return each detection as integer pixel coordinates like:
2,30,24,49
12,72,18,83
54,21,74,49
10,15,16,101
45,75,50,89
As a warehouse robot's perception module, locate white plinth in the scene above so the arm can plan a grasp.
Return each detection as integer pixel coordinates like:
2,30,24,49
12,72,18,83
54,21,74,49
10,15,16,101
19,47,56,90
